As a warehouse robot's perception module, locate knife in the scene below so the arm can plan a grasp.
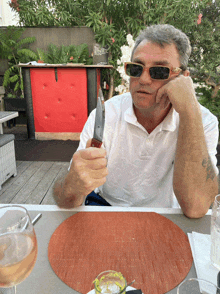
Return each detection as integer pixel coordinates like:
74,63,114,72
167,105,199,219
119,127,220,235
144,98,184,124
91,88,105,148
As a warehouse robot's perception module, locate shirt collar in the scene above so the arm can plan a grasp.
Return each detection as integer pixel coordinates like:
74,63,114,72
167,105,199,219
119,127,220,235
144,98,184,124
160,107,178,132
124,95,138,125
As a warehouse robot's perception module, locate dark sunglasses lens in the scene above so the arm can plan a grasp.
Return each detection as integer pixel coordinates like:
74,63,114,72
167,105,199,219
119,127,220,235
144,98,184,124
126,64,143,77
150,67,170,79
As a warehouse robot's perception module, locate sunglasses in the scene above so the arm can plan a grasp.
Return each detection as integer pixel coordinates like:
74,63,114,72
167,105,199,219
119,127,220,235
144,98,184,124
124,62,182,80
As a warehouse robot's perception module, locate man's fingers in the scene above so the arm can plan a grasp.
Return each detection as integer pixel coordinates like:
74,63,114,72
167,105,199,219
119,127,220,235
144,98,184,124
75,166,108,192
86,138,92,148
160,94,171,109
156,86,167,103
156,75,178,103
156,89,170,110
79,145,106,160
86,157,107,170
92,167,108,179
83,176,107,193
66,139,107,201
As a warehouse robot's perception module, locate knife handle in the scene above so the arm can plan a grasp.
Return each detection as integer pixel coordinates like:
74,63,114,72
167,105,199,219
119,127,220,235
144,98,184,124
91,138,102,148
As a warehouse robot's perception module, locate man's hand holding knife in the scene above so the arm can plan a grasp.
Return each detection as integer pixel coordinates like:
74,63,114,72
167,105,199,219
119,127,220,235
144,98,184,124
54,88,108,208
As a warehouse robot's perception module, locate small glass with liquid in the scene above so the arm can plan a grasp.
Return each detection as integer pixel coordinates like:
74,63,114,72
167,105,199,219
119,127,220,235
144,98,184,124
93,270,127,294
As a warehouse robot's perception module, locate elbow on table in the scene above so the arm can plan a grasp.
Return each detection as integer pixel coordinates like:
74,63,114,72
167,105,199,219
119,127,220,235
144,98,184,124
174,183,218,219
176,193,211,219
182,206,209,219
180,195,212,219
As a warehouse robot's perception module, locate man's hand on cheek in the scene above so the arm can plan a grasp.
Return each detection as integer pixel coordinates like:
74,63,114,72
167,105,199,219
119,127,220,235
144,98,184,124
156,93,171,111
155,75,198,115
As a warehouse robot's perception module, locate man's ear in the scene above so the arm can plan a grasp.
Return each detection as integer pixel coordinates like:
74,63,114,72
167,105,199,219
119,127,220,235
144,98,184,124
183,69,190,77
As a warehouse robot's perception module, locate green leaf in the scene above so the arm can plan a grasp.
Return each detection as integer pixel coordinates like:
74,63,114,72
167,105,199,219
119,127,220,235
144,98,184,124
16,36,36,49
3,69,12,87
18,49,38,62
9,75,19,83
36,48,47,62
14,81,20,93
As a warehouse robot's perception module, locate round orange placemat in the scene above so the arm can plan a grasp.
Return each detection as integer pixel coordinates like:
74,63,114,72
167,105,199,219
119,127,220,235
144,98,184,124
48,212,193,294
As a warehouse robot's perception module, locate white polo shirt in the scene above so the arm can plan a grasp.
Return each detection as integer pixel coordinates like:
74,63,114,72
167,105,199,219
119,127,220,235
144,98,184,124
77,92,219,207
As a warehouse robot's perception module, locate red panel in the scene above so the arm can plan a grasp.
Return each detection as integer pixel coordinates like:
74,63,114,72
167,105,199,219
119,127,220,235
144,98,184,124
30,68,88,133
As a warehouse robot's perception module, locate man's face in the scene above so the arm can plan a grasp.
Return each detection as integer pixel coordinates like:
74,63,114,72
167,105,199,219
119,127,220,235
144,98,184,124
129,40,181,112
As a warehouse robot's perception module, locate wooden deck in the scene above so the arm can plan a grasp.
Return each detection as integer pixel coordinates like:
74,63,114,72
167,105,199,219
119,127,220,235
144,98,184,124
1,161,220,205
0,161,69,205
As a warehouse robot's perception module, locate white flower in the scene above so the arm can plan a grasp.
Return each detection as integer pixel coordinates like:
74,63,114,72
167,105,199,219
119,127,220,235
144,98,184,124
115,84,129,94
127,34,135,48
115,34,134,94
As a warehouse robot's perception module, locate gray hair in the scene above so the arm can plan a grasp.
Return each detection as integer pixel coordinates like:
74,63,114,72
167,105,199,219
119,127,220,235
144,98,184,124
131,24,192,71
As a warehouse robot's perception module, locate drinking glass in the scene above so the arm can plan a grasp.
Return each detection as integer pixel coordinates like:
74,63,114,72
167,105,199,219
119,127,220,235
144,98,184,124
211,194,220,270
0,205,38,294
177,278,220,294
93,270,127,294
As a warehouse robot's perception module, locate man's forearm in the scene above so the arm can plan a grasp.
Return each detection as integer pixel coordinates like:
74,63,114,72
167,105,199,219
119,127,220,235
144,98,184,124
53,173,85,208
173,108,218,218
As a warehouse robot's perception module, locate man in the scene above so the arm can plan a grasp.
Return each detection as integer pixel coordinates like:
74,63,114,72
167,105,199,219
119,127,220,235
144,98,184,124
53,24,219,218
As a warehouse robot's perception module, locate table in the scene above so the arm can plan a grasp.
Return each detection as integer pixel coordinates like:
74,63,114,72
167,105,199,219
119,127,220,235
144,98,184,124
3,205,211,294
0,111,19,134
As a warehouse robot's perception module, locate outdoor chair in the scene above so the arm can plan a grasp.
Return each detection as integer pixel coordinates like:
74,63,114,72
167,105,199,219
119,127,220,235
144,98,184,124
0,134,17,189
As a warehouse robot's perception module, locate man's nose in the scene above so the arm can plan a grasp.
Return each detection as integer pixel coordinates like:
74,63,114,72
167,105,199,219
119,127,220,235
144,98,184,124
139,68,152,85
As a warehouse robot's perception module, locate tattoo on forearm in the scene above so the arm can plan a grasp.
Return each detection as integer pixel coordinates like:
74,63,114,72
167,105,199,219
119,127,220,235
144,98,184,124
202,157,215,181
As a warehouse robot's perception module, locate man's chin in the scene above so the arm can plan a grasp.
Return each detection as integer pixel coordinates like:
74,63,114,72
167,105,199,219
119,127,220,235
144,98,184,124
132,95,156,109
133,102,155,111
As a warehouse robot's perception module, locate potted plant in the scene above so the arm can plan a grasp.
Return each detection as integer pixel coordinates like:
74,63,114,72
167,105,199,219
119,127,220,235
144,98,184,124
36,43,93,64
0,26,37,124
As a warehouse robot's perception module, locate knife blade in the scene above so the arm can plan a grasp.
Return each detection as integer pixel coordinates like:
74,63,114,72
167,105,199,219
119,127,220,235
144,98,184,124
91,88,105,148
